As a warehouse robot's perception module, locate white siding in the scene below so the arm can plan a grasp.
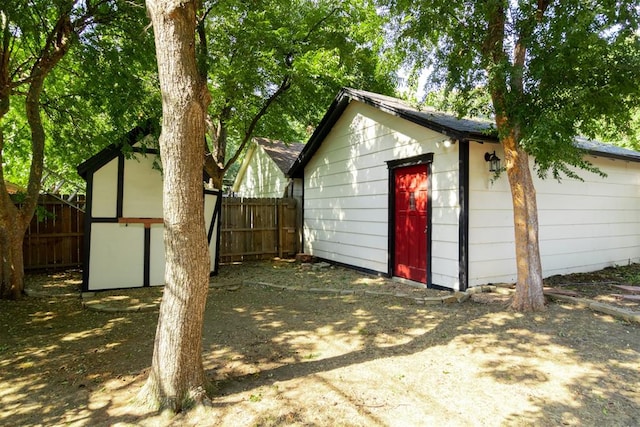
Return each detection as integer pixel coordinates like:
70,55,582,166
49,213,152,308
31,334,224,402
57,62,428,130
89,223,145,289
91,158,118,217
304,101,461,289
122,153,163,218
468,142,640,286
291,178,303,198
235,145,290,198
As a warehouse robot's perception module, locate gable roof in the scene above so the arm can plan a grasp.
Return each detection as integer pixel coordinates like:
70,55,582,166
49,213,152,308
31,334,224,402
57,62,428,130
288,87,640,177
255,137,305,174
77,119,158,180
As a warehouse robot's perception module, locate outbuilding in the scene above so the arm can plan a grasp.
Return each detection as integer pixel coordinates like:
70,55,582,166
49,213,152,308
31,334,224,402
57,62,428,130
233,137,304,198
288,88,640,291
77,122,221,292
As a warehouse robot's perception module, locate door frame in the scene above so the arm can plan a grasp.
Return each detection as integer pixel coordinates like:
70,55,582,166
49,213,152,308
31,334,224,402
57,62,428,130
386,153,433,287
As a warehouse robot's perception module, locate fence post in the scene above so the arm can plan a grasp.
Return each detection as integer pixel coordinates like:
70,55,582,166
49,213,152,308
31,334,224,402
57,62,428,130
277,199,283,259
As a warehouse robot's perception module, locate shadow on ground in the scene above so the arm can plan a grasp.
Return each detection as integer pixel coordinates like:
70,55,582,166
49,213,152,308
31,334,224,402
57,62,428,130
0,262,638,426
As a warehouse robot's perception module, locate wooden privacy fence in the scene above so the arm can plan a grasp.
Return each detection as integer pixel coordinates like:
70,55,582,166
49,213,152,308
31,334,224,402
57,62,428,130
21,196,298,269
219,197,298,262
22,196,85,270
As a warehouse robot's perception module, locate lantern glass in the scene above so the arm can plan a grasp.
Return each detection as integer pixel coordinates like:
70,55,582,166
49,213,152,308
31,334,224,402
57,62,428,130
484,151,501,173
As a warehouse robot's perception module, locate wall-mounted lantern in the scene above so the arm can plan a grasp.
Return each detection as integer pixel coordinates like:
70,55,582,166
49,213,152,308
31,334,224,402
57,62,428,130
484,151,501,173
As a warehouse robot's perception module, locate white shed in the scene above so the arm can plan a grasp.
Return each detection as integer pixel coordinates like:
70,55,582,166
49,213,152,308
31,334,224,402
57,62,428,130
288,88,640,291
77,122,221,292
233,137,304,198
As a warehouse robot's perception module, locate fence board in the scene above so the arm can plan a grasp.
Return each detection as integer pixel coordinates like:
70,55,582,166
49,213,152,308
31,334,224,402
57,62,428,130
20,196,298,269
22,196,85,270
219,197,298,262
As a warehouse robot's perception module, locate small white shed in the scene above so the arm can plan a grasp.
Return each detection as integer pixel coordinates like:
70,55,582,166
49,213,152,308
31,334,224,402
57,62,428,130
77,122,221,292
288,88,640,291
233,137,304,198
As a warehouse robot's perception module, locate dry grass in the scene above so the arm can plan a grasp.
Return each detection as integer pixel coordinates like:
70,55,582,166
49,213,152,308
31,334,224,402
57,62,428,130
0,261,638,426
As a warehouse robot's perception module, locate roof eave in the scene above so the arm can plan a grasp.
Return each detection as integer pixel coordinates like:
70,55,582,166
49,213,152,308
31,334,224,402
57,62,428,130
583,149,640,163
288,92,352,178
288,88,499,177
76,119,157,180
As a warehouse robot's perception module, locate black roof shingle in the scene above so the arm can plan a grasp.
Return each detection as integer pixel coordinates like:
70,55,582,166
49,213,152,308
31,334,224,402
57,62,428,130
288,88,640,177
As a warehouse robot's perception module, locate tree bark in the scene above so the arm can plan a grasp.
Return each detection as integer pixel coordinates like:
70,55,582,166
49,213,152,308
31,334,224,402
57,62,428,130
499,120,546,311
141,0,211,412
0,205,25,300
484,2,545,311
0,122,24,300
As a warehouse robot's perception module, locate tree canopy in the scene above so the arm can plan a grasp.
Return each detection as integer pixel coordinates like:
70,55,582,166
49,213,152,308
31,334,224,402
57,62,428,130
0,0,127,298
198,0,398,184
391,0,640,176
2,0,158,188
5,0,399,188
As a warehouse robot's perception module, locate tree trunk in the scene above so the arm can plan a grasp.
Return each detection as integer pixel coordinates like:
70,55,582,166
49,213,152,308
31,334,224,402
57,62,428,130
0,207,26,300
483,3,545,312
141,0,211,412
0,127,26,300
500,126,546,311
0,10,72,299
203,153,225,190
203,105,231,190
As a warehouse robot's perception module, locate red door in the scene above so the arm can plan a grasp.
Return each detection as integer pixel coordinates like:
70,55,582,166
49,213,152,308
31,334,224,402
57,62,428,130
394,164,428,283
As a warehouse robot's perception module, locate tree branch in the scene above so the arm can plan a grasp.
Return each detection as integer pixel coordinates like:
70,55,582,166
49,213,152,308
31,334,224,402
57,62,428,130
195,5,209,81
21,11,74,226
482,2,508,116
199,1,218,24
302,6,340,44
512,0,550,95
222,75,291,172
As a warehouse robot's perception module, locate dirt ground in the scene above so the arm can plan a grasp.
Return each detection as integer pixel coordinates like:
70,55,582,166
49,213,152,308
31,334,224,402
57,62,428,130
1,260,639,426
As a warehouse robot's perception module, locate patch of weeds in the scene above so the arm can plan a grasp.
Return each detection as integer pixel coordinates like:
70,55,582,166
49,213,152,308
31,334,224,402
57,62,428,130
358,328,375,336
303,352,320,360
625,273,640,284
249,393,263,402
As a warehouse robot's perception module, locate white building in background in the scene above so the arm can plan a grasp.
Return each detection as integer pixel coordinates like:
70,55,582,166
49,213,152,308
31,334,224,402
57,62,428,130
233,137,304,198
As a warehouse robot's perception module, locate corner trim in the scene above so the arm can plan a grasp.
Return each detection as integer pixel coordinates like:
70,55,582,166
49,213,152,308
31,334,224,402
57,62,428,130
205,187,223,275
116,154,125,218
458,140,470,291
143,227,151,287
81,173,94,292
